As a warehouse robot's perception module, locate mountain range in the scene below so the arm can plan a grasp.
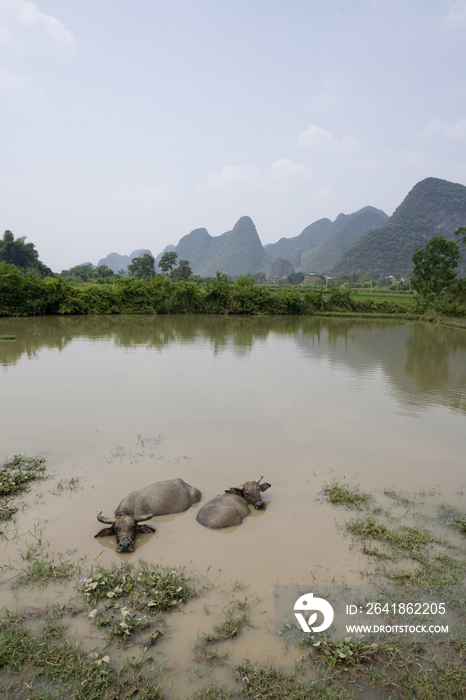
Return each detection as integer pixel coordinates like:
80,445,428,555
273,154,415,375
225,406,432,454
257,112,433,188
97,177,466,278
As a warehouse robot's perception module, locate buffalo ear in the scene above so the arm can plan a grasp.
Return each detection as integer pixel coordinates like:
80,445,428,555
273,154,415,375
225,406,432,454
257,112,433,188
259,482,271,492
225,487,243,496
95,527,114,538
137,524,156,534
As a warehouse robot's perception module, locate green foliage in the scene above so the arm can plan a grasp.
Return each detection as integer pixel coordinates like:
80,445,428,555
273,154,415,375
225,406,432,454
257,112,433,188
455,225,466,246
287,271,305,285
411,236,460,295
171,259,192,282
128,253,156,280
158,251,179,274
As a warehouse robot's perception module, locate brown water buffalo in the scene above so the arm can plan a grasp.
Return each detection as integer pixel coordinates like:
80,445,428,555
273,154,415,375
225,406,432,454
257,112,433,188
196,477,271,529
95,478,201,552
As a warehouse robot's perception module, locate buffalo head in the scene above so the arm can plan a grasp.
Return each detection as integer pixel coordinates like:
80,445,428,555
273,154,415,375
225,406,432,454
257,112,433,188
95,512,155,553
225,476,271,509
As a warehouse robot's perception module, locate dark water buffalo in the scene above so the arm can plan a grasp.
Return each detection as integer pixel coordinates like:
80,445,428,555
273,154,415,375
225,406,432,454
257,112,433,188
95,478,201,552
196,477,271,529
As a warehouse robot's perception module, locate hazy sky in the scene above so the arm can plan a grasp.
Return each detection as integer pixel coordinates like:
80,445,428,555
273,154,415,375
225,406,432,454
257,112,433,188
1,0,466,271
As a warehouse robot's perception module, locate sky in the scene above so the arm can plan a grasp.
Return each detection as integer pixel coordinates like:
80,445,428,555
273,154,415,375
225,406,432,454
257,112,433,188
1,0,466,272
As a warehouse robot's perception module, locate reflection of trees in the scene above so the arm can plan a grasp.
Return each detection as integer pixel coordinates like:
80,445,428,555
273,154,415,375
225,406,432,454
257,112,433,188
405,325,451,390
1,315,465,415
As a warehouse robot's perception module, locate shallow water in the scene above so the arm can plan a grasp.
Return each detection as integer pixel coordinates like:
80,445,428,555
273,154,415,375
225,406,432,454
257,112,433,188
0,314,465,695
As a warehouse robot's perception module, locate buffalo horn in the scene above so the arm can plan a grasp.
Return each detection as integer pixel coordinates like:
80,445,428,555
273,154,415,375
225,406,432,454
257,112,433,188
135,513,154,523
257,476,263,485
96,512,115,524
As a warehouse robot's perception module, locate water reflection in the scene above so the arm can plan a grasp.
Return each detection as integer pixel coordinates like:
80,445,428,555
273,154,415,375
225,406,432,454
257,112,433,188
1,315,465,414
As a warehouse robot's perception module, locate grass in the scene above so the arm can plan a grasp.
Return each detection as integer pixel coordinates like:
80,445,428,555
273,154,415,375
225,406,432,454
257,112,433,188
79,560,197,642
236,662,353,699
321,479,372,510
0,454,46,498
438,504,466,536
0,334,16,340
13,552,80,588
0,608,165,699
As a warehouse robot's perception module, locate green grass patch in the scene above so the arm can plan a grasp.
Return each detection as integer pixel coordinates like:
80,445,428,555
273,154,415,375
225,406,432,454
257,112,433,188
14,552,80,588
188,683,234,700
0,454,46,497
236,662,353,700
322,479,372,510
346,515,434,555
0,608,165,699
0,334,16,340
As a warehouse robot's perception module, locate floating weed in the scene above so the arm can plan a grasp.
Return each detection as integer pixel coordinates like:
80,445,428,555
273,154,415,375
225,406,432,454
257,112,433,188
0,504,17,521
202,598,251,644
14,552,80,588
55,476,80,495
79,560,196,642
438,504,466,536
322,479,372,510
0,454,46,498
0,334,16,340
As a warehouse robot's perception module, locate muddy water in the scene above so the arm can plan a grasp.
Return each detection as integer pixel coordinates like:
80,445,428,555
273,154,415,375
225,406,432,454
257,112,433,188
1,315,465,695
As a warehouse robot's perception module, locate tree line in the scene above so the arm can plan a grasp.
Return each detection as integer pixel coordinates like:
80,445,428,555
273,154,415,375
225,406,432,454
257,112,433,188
1,228,465,317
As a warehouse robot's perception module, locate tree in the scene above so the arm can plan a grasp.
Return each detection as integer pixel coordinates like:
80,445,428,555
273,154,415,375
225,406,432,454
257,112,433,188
411,236,461,295
455,226,466,246
158,251,178,275
0,230,39,269
127,254,156,281
171,259,192,282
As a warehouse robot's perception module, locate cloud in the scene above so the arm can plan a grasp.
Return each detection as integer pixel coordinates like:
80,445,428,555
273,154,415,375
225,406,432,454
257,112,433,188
0,0,77,50
298,124,332,146
442,0,466,32
132,184,168,206
196,165,262,191
0,64,28,87
269,158,311,182
298,124,361,153
416,117,466,141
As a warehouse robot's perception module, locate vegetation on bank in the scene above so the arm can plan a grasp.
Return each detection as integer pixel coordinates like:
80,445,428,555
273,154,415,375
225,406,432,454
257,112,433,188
0,262,422,317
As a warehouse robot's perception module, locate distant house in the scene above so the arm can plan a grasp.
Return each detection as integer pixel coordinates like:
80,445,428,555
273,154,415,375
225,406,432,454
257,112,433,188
304,273,318,285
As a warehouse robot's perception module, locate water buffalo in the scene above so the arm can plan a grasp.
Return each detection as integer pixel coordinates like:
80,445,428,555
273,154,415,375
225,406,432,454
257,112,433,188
196,477,271,529
95,478,201,552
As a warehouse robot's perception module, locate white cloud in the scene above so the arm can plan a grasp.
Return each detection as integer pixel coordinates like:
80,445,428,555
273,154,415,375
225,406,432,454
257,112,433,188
442,0,466,32
132,184,168,206
196,165,262,191
416,117,466,141
269,158,311,182
298,124,332,146
0,0,77,50
298,124,361,154
0,64,28,87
